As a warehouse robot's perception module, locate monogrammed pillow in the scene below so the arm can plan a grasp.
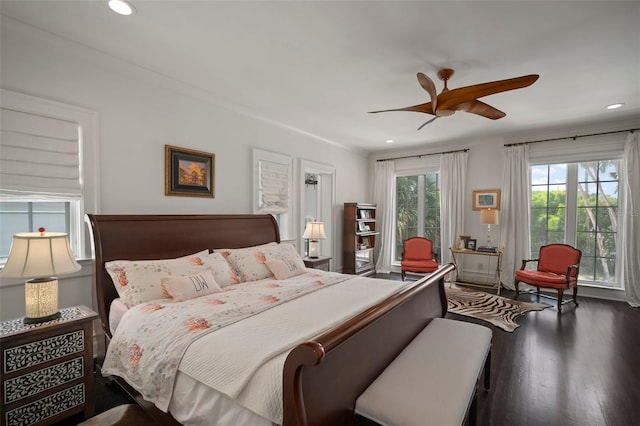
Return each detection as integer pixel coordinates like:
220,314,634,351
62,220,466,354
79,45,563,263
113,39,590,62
105,249,210,307
265,256,307,280
161,270,222,302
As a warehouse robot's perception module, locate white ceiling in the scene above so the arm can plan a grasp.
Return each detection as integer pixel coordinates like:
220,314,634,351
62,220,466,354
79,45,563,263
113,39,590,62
1,1,639,153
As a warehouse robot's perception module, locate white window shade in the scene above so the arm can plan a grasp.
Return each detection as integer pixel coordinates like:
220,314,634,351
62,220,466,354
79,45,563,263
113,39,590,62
0,107,81,198
258,160,289,213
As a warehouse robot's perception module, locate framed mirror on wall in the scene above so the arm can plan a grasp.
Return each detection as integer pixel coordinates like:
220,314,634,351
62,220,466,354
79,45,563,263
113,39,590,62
300,159,336,266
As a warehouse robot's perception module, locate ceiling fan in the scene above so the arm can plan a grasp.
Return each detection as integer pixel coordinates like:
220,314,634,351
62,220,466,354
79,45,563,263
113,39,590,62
370,68,539,130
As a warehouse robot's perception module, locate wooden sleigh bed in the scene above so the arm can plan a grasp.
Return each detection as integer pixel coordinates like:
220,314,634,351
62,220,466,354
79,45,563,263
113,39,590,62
87,213,452,426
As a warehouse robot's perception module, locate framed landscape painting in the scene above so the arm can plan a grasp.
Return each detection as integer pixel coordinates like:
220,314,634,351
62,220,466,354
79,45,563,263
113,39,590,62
165,145,215,197
472,189,500,210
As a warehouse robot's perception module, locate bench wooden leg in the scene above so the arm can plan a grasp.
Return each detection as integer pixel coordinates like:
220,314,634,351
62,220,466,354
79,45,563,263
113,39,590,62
469,392,477,426
484,347,491,390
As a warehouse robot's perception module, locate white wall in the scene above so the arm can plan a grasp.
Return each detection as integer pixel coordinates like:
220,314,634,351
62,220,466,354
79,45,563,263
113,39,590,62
0,17,370,320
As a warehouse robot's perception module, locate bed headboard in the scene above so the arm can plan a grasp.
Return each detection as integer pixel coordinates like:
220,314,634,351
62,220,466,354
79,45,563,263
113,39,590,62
86,214,280,338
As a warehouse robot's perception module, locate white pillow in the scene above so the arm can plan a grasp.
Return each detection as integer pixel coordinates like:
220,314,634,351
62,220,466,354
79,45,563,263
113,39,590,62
201,252,241,288
105,249,210,307
265,256,307,280
214,242,278,282
216,243,307,282
161,270,222,302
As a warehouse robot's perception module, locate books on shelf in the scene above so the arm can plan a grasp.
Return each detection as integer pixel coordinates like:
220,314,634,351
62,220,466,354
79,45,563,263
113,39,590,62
476,246,498,253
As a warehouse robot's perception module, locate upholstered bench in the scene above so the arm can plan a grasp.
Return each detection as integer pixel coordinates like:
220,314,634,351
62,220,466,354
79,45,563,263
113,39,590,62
354,318,492,426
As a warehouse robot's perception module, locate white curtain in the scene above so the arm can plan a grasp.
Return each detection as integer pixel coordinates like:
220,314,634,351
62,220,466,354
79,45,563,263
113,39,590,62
257,160,289,214
622,132,640,307
373,160,395,273
500,145,531,290
439,151,468,265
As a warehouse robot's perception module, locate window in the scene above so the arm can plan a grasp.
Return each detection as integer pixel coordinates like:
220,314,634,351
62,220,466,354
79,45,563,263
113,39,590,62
0,89,97,261
0,202,71,257
252,148,293,240
394,173,441,262
530,160,621,287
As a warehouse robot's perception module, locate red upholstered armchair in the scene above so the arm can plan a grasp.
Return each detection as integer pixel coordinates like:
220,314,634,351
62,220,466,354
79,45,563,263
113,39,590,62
400,237,439,281
514,244,582,312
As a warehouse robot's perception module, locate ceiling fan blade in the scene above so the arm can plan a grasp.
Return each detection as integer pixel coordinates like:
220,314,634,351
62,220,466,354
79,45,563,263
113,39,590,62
454,100,506,120
369,102,436,115
437,74,539,111
417,72,437,112
417,116,439,130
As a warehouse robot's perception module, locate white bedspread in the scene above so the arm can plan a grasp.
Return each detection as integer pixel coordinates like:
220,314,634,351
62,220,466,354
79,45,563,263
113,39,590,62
179,273,406,424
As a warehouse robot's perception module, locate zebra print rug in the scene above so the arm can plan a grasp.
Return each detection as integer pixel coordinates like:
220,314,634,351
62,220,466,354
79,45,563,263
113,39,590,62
446,284,549,332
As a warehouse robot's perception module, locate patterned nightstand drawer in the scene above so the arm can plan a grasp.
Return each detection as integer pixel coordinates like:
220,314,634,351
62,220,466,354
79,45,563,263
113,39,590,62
3,330,84,373
1,306,98,426
4,357,84,404
5,383,85,425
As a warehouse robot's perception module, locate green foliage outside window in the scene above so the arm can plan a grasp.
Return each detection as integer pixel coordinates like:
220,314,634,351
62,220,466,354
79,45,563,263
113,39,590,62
395,174,440,262
530,160,619,286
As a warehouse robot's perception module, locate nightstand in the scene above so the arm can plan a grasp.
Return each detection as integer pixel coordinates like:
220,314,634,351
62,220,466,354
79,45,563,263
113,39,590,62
303,256,332,271
1,305,98,426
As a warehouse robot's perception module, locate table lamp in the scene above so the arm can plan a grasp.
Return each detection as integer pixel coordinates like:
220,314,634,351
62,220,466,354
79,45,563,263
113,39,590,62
302,221,326,258
1,228,81,324
479,209,499,252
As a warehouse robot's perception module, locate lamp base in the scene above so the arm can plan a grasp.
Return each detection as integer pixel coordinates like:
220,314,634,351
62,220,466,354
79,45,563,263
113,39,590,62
24,311,61,325
308,240,320,258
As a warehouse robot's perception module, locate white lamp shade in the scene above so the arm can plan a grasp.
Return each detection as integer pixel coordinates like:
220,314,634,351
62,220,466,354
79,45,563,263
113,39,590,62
1,232,81,279
480,209,499,225
302,221,327,240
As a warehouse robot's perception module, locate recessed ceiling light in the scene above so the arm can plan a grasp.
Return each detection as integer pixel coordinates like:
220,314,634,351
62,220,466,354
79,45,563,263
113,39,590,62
385,139,395,144
108,0,135,16
606,103,623,110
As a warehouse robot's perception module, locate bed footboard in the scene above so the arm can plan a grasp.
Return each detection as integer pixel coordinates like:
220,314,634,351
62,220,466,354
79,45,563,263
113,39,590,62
282,263,453,426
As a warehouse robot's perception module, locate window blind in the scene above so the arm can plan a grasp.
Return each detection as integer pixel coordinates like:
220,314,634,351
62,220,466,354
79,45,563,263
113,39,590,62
0,107,81,198
258,160,289,213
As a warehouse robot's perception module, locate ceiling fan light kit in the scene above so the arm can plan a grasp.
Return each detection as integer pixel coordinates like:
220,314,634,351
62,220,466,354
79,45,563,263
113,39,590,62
370,68,539,130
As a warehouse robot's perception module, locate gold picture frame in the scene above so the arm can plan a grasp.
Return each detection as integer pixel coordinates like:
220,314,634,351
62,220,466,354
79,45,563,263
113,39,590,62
472,189,500,210
165,145,215,198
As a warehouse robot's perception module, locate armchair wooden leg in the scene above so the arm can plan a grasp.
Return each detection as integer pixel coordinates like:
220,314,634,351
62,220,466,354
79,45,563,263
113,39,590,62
557,288,564,312
401,270,406,281
573,286,579,306
514,281,520,299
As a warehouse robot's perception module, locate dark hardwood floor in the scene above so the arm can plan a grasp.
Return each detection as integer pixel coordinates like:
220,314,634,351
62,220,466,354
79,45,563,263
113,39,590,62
60,273,640,425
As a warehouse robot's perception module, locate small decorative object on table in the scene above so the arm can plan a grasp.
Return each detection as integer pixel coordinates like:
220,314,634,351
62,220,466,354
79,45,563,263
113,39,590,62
466,239,477,251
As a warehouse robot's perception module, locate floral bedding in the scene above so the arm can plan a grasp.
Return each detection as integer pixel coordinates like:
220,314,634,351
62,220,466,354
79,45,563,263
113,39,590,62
101,270,351,411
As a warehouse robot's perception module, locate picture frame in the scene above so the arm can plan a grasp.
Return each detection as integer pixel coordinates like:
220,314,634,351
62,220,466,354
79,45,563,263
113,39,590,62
359,209,371,219
165,145,215,197
466,239,477,251
472,189,501,210
358,221,370,232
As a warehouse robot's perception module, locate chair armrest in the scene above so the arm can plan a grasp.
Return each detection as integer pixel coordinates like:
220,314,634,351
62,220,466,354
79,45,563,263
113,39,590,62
565,264,579,280
520,258,539,270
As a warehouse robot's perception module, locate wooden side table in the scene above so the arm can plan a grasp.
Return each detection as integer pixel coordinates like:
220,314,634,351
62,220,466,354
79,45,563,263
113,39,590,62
1,305,98,426
303,256,332,271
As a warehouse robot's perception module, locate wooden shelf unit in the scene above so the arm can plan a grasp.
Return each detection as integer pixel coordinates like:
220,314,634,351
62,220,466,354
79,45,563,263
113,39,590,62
343,203,379,276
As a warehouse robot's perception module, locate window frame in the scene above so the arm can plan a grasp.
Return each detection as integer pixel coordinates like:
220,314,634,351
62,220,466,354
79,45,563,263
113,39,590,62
529,159,623,288
0,89,99,263
392,169,441,265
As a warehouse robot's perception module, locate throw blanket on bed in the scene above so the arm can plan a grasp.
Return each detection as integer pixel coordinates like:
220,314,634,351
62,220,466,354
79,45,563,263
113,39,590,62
176,274,408,424
101,271,351,411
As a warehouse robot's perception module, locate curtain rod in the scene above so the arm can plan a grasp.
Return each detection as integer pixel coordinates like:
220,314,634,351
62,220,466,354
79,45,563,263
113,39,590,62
504,128,638,147
376,148,469,162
